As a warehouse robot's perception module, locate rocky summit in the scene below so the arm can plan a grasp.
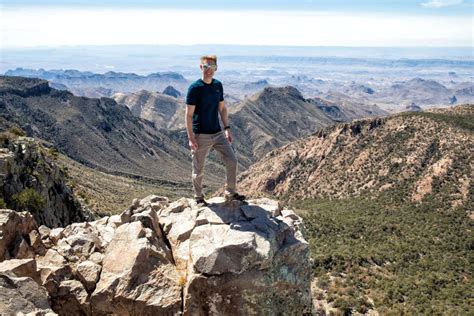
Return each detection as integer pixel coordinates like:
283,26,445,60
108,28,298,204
0,194,312,315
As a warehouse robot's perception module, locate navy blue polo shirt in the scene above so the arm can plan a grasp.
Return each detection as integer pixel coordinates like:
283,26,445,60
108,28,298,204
186,78,224,134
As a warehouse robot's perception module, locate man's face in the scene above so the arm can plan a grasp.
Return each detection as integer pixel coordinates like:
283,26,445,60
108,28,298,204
200,59,217,76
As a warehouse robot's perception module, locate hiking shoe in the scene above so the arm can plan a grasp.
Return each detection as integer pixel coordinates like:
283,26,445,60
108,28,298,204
225,192,246,201
194,197,208,206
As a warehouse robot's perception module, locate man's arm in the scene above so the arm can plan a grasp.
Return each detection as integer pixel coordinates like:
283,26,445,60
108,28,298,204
186,104,198,151
218,100,232,143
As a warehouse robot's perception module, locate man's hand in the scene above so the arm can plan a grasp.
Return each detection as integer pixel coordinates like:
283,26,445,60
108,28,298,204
225,129,232,143
189,135,198,152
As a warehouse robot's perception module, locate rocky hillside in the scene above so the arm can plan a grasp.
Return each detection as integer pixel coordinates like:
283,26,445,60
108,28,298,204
0,134,93,227
238,104,473,207
225,86,342,167
165,85,387,169
112,89,185,129
0,195,312,314
0,76,223,187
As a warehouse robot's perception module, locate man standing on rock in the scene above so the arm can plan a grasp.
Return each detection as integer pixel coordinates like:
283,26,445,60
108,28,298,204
185,55,246,205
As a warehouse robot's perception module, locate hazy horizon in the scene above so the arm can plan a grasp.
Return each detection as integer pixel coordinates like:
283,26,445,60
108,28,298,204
2,45,473,76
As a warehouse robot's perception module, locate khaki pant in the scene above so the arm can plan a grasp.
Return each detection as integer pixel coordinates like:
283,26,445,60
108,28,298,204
192,131,237,198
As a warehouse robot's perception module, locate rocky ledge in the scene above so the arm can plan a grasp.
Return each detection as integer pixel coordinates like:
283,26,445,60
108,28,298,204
0,194,313,315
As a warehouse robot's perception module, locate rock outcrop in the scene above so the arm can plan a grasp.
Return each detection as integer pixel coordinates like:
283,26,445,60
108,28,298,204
0,137,94,227
0,194,313,314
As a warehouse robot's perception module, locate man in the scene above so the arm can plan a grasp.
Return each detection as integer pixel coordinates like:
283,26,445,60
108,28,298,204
185,55,246,206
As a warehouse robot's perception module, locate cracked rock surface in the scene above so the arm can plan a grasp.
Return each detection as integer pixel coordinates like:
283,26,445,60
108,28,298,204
0,194,312,315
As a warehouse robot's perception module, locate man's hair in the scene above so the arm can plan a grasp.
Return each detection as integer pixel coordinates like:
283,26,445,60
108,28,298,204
200,55,217,64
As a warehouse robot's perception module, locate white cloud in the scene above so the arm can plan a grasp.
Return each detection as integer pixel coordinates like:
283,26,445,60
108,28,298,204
0,7,472,48
421,0,463,8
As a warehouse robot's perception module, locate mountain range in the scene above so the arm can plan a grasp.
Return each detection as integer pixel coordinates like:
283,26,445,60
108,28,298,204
4,68,188,98
0,74,472,314
5,68,472,113
0,76,223,188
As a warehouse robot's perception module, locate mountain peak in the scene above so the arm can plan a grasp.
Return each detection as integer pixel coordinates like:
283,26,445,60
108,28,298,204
253,86,304,102
162,85,181,98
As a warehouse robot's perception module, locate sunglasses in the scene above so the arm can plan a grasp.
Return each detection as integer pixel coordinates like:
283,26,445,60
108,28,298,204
202,64,217,71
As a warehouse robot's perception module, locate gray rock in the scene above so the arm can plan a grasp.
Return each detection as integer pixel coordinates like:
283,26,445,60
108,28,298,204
0,138,94,227
0,194,312,315
0,271,56,315
76,260,101,292
0,209,37,261
91,221,181,315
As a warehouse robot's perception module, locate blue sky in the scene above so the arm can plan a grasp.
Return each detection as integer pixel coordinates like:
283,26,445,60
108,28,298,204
3,0,473,15
1,0,472,48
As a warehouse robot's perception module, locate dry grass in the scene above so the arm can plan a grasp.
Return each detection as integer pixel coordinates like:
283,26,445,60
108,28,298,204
51,150,194,216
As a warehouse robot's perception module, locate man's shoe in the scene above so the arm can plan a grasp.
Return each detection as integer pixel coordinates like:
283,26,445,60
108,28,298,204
225,192,246,201
195,197,208,206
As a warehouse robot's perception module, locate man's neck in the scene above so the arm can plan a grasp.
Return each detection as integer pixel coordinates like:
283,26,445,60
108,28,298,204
201,76,213,84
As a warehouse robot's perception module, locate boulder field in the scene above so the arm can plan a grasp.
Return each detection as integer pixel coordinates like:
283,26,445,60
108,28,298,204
0,194,313,315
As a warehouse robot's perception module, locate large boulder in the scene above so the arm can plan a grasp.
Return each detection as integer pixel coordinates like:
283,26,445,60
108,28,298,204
91,220,182,315
158,196,313,314
0,271,56,315
0,194,313,314
0,209,38,261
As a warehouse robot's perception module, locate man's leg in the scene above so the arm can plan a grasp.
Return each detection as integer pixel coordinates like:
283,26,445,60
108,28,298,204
192,134,212,198
212,132,238,195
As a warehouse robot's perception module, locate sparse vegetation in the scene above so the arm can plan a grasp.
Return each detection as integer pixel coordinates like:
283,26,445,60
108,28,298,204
55,152,193,215
11,188,45,214
0,126,27,145
292,190,473,314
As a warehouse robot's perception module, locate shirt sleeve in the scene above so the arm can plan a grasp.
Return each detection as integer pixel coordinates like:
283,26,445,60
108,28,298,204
186,85,199,105
219,82,224,101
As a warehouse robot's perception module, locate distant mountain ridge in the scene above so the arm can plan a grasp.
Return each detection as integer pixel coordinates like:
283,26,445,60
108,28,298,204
4,68,189,98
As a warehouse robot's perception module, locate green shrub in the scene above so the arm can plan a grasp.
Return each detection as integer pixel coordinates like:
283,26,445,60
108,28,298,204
48,147,59,159
11,188,45,213
293,194,473,313
8,126,26,137
0,198,6,208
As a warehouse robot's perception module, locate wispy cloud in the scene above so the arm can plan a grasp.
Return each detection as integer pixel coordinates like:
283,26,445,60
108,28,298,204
421,0,463,8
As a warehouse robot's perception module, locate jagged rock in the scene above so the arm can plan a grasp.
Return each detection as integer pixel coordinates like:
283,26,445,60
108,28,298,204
36,249,73,296
0,258,39,283
53,279,90,315
0,271,56,315
0,209,38,261
38,225,51,239
88,252,103,265
13,236,36,259
29,229,47,255
0,194,311,315
0,138,94,227
76,260,101,292
48,227,64,244
157,196,312,314
91,220,182,315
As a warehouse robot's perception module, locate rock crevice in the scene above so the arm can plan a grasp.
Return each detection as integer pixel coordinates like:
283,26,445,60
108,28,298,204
0,194,313,315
